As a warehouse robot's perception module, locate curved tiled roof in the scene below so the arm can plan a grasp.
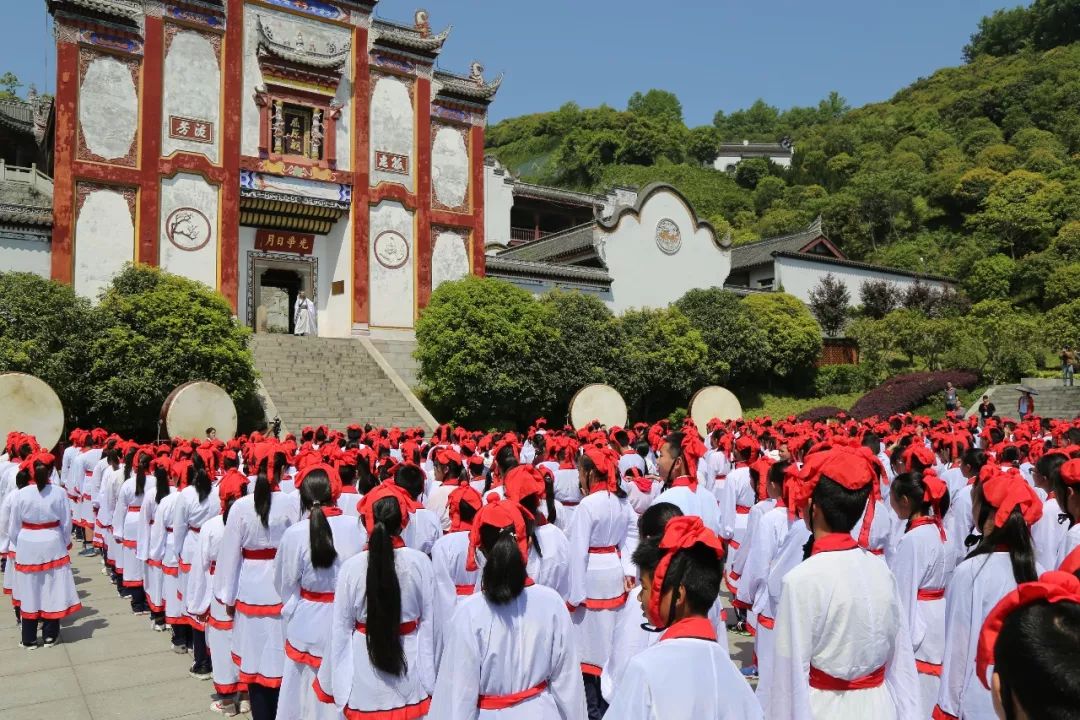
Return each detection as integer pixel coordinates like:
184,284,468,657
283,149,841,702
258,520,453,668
372,18,450,53
772,251,957,284
485,256,611,285
598,182,731,250
729,217,826,270
256,16,351,69
433,70,502,102
496,223,597,262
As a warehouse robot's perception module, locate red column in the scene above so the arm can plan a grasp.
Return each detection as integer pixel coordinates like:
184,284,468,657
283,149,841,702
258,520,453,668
137,14,164,266
50,41,79,284
415,77,433,311
471,123,486,275
219,0,244,311
351,29,371,327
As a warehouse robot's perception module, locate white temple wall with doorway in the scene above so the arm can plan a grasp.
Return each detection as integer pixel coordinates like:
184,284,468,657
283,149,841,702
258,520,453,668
159,173,220,289
369,200,415,330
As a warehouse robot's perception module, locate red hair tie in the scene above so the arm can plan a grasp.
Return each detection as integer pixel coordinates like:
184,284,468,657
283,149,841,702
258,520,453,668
981,469,1043,529
448,484,482,533
646,516,725,628
503,465,547,504
624,467,653,495
680,432,706,479
466,498,532,572
357,481,419,536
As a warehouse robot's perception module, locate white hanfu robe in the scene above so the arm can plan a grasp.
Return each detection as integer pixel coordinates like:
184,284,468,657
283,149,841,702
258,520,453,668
275,512,364,720
735,503,787,632
7,483,81,621
431,529,479,665
111,478,146,588
551,468,582,531
1057,522,1080,568
717,465,754,550
294,297,317,336
1031,494,1067,573
185,515,243,697
335,487,362,518
136,486,170,613
97,466,124,569
768,543,920,720
604,619,761,720
151,492,184,623
315,546,437,717
428,583,587,720
404,506,443,556
653,481,721,536
0,489,18,603
529,522,571,602
171,485,220,629
729,497,775,603
213,492,300,689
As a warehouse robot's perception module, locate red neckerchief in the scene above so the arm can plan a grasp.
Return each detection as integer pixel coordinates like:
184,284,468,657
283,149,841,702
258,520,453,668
735,462,749,469
524,577,535,587
630,476,654,494
660,616,717,642
1048,492,1056,500
810,532,858,556
339,486,358,494
967,475,976,486
951,460,962,469
908,514,946,542
622,448,636,456
321,506,343,518
671,475,698,492
365,537,406,551
588,484,609,496
558,462,575,470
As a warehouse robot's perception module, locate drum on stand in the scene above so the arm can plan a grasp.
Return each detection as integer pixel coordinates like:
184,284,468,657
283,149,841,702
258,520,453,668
0,373,64,450
160,381,237,441
688,385,743,437
568,383,628,430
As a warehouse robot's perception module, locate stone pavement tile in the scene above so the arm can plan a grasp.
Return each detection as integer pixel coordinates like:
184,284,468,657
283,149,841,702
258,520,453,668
65,627,179,666
83,677,222,720
73,650,193,695
0,696,92,720
0,665,82,710
0,642,72,675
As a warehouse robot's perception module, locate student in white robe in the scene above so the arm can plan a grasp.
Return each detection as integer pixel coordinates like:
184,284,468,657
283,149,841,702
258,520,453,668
314,481,436,719
1029,452,1070,571
427,447,467,532
8,453,81,647
621,467,660,516
214,449,301,720
172,463,221,679
552,448,583,532
733,460,789,646
768,445,920,720
431,484,482,665
934,467,1042,720
652,430,721,536
275,464,364,720
396,463,443,555
428,497,587,719
945,449,988,569
726,457,774,627
1053,458,1080,567
112,452,151,613
887,469,952,717
152,473,186,642
605,514,761,720
566,444,635,719
973,570,1080,720
96,449,124,580
717,439,756,553
504,465,571,602
138,460,173,630
0,462,29,613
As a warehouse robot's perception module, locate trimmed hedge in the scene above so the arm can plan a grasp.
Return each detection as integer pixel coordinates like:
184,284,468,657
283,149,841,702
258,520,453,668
812,364,865,396
797,406,847,422
849,370,979,420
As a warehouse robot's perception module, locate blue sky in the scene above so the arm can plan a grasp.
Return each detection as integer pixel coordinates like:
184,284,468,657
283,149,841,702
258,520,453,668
2,0,1019,126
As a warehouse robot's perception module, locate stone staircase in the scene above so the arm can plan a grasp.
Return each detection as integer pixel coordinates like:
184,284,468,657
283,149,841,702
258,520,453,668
250,334,437,435
368,337,421,389
966,377,1080,420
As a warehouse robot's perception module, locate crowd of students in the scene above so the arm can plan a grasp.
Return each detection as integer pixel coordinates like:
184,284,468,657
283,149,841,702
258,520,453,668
1,410,1079,720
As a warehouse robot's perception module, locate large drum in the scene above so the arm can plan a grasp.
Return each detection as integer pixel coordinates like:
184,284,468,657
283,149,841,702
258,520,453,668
568,383,628,430
160,381,237,441
0,373,65,450
689,385,743,437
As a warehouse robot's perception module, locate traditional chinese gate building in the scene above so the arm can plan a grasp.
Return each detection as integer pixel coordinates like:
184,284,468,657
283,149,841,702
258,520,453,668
46,0,498,338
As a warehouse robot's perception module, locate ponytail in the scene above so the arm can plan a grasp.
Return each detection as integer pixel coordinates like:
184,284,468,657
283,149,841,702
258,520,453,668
966,491,1038,585
134,456,150,496
543,474,557,526
253,472,271,528
194,467,212,503
33,462,50,491
365,497,406,676
154,467,170,504
479,523,528,605
299,469,337,569
123,448,136,481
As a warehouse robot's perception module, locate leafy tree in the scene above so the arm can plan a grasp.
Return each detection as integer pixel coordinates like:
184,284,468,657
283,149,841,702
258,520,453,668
1045,263,1080,308
1051,221,1080,258
613,307,709,420
742,293,823,379
964,300,1040,383
965,254,1017,302
86,265,258,439
952,167,1003,210
0,72,21,101
536,290,622,412
673,287,770,382
1044,298,1080,350
964,0,1080,59
859,279,899,319
415,276,557,427
0,272,102,427
627,89,683,124
808,273,850,336
734,157,773,190
968,170,1066,258
900,281,939,316
847,317,895,383
686,125,720,165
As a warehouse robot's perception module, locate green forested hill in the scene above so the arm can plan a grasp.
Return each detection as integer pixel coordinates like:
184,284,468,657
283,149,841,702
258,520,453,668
485,1,1080,310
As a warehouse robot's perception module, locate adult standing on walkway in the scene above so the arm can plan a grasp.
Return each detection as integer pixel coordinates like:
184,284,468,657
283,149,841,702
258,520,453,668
1061,345,1075,387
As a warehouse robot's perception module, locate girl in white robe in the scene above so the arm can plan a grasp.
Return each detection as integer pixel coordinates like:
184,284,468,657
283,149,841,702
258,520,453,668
112,453,151,612
214,454,301,720
504,465,571,603
1029,452,1068,571
97,452,124,580
8,454,81,647
431,484,482,665
1053,458,1080,568
0,462,29,613
934,468,1042,720
275,464,364,720
172,464,221,677
428,497,587,720
138,462,173,629
314,482,436,719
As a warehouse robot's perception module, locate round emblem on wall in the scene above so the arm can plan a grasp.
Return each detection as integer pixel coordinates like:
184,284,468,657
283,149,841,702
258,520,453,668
374,231,410,269
655,218,681,255
165,207,212,252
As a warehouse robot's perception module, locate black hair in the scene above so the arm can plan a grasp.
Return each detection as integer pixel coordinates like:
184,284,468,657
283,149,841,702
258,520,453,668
994,600,1080,720
339,464,356,488
638,502,683,539
811,475,872,534
891,471,951,523
494,444,519,477
988,427,1006,445
632,534,723,627
314,426,327,443
1000,446,1021,466
635,439,650,459
542,473,557,526
123,447,136,481
861,432,881,456
356,460,378,494
15,467,31,490
253,451,286,528
299,469,337,570
193,467,212,503
966,483,1038,585
767,460,790,497
577,452,627,499
105,449,120,468
206,427,215,436
154,466,170,504
613,430,629,447
134,454,150,497
365,496,406,676
479,522,528,605
223,453,239,471
394,464,425,501
457,497,479,526
661,431,687,489
33,461,50,491
962,448,988,477
223,485,246,525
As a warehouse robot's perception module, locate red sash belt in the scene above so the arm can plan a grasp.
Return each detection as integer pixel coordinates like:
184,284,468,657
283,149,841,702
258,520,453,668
916,659,942,676
355,620,418,635
455,584,474,596
735,505,751,515
560,501,579,507
588,546,618,554
84,470,93,477
208,561,216,575
869,548,884,556
301,589,334,603
809,665,885,691
728,539,741,550
188,526,201,533
81,493,92,500
127,505,141,512
757,614,775,630
242,548,277,560
478,680,548,710
22,521,60,530
917,588,945,601
166,527,174,533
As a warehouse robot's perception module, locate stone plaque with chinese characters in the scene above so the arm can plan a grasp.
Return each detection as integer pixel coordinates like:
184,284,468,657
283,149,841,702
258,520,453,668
375,150,409,175
255,229,315,255
169,115,214,144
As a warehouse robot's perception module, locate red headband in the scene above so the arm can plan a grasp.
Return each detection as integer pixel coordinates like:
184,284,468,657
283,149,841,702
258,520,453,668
1060,459,1080,487
448,484,483,532
294,462,342,503
466,498,531,572
976,571,1080,689
794,445,882,548
357,481,419,536
680,432,707,479
903,443,936,470
624,466,653,495
922,468,948,512
583,444,619,492
503,465,547,503
646,516,725,628
981,469,1043,529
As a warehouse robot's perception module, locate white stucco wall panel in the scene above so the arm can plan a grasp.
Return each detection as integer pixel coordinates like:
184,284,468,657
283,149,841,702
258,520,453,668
74,189,134,299
159,174,220,289
370,76,414,189
483,163,513,252
369,201,415,328
431,231,469,291
0,235,51,277
431,126,468,209
79,56,138,160
774,255,954,306
162,31,221,162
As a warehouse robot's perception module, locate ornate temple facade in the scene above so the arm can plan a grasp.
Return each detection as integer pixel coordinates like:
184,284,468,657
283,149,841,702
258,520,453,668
44,0,498,337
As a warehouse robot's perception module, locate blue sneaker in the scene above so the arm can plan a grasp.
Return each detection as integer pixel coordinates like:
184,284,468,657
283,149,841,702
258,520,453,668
740,665,758,680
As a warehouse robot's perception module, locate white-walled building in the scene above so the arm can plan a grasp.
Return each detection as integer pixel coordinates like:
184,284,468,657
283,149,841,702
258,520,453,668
712,139,793,172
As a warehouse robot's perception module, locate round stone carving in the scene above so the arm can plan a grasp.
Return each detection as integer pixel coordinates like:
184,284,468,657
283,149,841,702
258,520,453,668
374,230,410,269
165,207,212,251
655,218,682,255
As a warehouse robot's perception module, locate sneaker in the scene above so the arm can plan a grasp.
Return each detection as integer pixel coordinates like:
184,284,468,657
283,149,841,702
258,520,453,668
78,547,97,557
152,622,168,632
20,642,38,650
238,699,251,714
740,664,758,680
189,663,213,680
171,644,188,654
210,700,239,716
43,636,60,648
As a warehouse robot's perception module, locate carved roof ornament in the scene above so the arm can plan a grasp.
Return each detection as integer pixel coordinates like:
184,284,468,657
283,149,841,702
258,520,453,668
371,17,450,53
434,66,503,102
61,0,143,20
256,15,351,70
414,9,430,37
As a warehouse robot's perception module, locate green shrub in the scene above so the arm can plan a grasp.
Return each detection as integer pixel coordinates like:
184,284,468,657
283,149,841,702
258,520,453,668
813,364,864,395
742,293,823,379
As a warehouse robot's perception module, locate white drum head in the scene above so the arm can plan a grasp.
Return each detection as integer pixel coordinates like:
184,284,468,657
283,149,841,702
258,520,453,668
569,384,628,430
689,385,743,437
161,381,237,441
0,373,64,450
